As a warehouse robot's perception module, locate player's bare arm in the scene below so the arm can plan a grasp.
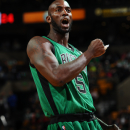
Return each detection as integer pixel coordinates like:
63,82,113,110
27,36,106,87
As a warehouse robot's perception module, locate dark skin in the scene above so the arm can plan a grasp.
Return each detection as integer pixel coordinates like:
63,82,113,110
27,0,106,87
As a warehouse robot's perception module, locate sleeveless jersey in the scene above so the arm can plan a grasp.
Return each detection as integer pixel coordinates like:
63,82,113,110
29,36,96,117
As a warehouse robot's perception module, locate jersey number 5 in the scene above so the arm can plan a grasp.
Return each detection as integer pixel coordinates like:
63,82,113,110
75,74,86,94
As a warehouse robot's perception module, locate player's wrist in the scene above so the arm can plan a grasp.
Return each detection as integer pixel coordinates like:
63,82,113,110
84,50,94,63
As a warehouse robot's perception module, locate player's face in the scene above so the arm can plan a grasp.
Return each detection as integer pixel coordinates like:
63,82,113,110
49,0,72,33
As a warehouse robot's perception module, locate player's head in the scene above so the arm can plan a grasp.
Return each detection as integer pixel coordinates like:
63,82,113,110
46,0,72,34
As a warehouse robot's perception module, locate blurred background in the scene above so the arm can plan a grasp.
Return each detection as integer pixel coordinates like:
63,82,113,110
0,0,130,130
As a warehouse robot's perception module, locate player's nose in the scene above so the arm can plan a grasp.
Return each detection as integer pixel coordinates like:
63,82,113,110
62,9,68,16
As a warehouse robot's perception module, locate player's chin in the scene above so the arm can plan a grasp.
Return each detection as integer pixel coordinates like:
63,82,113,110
63,30,70,33
61,27,71,33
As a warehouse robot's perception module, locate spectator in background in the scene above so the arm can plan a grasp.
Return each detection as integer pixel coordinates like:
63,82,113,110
0,60,8,87
7,91,17,119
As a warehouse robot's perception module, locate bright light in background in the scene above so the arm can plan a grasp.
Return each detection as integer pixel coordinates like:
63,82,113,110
23,9,86,24
0,13,14,25
7,13,14,23
2,13,8,24
0,115,7,126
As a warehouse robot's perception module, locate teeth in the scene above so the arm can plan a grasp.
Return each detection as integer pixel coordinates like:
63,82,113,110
63,19,68,21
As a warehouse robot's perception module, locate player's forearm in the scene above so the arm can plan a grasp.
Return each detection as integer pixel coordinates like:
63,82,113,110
51,39,108,87
52,50,93,87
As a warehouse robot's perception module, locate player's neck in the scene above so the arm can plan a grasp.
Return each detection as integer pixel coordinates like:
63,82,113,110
47,30,69,47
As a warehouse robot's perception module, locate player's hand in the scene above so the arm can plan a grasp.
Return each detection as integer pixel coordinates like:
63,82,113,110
87,39,108,58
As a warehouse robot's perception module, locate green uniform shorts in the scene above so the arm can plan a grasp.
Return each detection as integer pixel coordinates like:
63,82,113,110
47,119,103,130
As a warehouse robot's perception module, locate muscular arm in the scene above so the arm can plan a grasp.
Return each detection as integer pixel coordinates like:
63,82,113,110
27,36,105,87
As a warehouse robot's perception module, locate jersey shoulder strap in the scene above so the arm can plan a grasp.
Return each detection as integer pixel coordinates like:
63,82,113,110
42,36,57,46
42,36,55,55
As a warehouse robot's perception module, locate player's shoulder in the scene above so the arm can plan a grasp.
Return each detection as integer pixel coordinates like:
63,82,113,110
27,36,53,50
28,36,51,46
27,36,53,56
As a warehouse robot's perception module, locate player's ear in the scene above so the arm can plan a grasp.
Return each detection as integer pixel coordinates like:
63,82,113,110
46,15,51,23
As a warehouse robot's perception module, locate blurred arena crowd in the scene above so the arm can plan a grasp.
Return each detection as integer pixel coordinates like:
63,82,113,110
0,38,130,130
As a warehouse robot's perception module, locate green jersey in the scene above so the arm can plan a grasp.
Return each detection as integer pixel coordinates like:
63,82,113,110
29,36,96,117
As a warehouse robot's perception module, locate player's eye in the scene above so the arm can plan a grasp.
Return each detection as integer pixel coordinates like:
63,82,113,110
66,9,71,13
56,8,61,12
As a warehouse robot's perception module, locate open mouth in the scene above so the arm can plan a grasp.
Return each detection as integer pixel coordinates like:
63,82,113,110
62,18,69,24
61,18,69,27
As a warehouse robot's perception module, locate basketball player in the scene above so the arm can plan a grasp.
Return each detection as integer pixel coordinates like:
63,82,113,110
27,0,120,129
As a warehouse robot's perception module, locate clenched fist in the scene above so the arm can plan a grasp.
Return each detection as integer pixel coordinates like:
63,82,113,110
87,39,108,58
